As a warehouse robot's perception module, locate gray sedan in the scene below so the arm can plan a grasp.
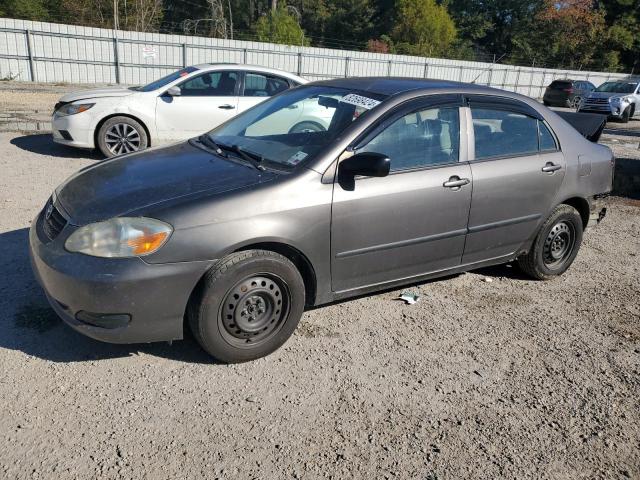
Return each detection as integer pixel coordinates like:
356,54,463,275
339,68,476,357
30,78,613,362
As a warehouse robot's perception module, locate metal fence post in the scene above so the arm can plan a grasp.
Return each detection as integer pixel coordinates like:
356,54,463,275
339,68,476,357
182,43,188,68
113,37,121,84
387,60,392,77
459,65,464,81
423,62,429,78
514,68,521,93
344,57,350,77
486,67,493,87
297,52,302,76
25,29,36,82
243,48,248,65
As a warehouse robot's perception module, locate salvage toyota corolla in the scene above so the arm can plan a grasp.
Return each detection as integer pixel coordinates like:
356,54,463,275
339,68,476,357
30,78,613,362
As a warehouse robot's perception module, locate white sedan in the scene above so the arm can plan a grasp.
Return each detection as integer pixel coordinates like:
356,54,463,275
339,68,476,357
51,64,308,157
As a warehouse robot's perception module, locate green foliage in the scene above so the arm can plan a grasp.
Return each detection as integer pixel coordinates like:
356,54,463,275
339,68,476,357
254,6,309,46
1,0,639,72
0,0,48,20
391,0,457,57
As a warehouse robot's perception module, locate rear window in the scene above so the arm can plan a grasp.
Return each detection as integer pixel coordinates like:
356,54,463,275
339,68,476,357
549,81,572,89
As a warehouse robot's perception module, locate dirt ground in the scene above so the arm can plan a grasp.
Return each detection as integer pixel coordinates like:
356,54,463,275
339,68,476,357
0,83,638,479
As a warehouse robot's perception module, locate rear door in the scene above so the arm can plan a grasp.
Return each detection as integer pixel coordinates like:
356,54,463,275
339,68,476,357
236,72,293,115
462,96,565,264
331,95,472,292
155,70,240,141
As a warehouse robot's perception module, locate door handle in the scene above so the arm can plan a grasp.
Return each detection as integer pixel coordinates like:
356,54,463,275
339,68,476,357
443,176,470,189
542,162,562,173
218,104,235,110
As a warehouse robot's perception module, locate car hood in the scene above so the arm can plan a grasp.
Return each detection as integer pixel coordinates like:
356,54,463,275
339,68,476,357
56,141,277,224
587,91,628,100
59,87,136,103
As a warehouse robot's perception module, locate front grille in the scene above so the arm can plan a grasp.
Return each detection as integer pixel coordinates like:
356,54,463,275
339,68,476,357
42,199,67,241
584,98,609,105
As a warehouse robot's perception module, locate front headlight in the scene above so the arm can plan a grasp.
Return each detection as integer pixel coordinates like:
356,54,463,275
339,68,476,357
56,103,95,116
65,217,172,258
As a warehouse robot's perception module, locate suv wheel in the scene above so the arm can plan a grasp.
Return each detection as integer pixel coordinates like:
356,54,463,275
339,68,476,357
188,250,306,363
621,106,631,123
517,204,583,280
97,116,148,157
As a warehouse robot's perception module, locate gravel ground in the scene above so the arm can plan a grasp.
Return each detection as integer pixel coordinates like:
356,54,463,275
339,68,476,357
0,85,639,479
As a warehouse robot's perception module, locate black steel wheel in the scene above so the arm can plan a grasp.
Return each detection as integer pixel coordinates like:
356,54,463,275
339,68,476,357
188,250,305,363
218,274,290,348
517,204,583,280
542,220,575,269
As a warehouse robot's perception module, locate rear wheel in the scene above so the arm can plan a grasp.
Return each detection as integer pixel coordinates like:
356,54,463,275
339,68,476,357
97,116,148,158
570,96,582,109
517,204,583,280
188,250,305,363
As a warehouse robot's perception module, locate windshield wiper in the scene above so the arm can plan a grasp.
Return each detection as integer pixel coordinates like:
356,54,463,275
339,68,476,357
198,134,226,157
217,143,265,171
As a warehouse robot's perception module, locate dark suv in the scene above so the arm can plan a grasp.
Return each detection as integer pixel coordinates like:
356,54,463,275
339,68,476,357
543,79,596,108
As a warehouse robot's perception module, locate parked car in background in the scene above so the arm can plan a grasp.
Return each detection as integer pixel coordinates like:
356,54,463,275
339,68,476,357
542,79,595,108
31,78,613,362
51,64,307,157
578,80,640,123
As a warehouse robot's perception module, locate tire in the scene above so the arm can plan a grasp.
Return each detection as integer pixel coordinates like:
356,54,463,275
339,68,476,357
620,106,631,124
188,250,305,363
571,96,581,109
517,204,583,280
97,116,148,158
288,121,326,134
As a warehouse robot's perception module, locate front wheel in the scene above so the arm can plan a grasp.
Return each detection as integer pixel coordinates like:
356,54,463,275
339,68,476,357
620,106,631,123
188,250,305,363
97,116,148,157
517,204,583,280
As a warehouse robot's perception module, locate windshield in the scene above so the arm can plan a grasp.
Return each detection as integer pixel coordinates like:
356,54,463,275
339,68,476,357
133,67,199,92
206,85,387,168
595,81,638,94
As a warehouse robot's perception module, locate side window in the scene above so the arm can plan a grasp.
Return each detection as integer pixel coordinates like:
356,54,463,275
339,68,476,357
244,73,290,97
539,121,558,151
179,71,238,97
471,108,538,159
358,106,460,172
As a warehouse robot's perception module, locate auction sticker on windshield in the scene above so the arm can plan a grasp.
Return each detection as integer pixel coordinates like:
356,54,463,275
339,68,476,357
341,94,381,110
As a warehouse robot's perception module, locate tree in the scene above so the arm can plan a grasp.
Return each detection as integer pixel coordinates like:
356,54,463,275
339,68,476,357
513,0,605,69
391,0,457,57
254,5,308,45
0,0,48,20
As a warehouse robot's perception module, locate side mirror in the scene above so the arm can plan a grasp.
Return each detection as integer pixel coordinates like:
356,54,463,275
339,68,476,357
338,151,390,190
166,86,181,97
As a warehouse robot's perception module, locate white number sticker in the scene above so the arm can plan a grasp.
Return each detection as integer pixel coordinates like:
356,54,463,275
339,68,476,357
341,94,381,110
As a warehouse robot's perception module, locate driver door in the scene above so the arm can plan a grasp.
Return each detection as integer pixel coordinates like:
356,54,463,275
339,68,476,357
331,97,472,293
155,70,240,142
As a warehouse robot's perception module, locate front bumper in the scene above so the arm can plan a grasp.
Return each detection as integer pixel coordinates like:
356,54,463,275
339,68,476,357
579,103,630,119
29,207,213,344
51,112,95,149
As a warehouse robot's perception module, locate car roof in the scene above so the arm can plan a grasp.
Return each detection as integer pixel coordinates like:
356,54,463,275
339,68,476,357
308,76,513,97
192,63,308,83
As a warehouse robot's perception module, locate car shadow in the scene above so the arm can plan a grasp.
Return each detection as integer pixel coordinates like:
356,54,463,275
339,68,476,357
472,262,530,281
0,227,218,364
604,127,640,138
10,134,104,160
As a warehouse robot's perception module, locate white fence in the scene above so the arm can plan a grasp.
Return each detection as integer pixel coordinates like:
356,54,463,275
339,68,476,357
0,18,631,100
